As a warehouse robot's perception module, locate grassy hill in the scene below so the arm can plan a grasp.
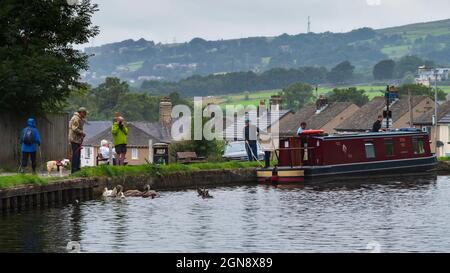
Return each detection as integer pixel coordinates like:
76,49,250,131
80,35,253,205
377,19,450,38
84,19,450,86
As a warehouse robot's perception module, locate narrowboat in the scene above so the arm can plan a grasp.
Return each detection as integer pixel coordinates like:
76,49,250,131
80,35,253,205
257,129,438,183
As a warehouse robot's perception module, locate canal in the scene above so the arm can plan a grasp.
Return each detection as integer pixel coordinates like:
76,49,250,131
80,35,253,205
1,175,450,253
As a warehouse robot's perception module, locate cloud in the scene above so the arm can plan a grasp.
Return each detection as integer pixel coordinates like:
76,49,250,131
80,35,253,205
81,0,450,48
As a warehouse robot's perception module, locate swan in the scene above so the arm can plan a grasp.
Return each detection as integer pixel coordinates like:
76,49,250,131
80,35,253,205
115,185,126,199
142,185,157,199
102,187,115,197
123,188,144,197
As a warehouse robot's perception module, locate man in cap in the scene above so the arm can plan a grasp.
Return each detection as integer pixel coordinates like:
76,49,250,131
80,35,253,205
243,117,260,161
69,107,87,173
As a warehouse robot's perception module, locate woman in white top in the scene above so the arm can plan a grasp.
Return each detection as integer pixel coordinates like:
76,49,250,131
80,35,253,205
99,139,117,164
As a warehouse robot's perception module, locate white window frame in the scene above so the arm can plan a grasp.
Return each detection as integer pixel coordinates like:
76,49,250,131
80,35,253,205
132,148,139,160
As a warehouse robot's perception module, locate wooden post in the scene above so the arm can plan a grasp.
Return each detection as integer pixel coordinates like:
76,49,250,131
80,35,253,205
109,142,113,165
148,139,154,164
409,89,413,127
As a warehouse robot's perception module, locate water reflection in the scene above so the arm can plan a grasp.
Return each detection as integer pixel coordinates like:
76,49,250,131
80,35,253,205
1,174,449,253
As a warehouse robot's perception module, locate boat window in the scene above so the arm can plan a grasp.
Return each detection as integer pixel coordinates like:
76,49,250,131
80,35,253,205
364,142,376,159
384,140,394,156
413,138,425,155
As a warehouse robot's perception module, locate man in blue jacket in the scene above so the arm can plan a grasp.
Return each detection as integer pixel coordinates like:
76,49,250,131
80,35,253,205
20,118,41,174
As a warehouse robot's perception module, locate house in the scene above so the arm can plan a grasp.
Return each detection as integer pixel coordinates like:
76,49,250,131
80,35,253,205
279,102,359,136
335,96,434,132
83,123,165,165
414,100,450,155
416,66,450,86
80,98,173,167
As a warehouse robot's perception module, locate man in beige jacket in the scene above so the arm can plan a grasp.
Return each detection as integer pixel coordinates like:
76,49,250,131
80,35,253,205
69,107,87,173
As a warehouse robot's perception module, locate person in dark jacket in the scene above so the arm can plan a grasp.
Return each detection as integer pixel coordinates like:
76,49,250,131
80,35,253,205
372,115,383,132
244,118,260,161
20,118,41,174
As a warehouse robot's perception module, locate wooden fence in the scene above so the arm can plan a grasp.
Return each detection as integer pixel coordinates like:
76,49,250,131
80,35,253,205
0,113,69,170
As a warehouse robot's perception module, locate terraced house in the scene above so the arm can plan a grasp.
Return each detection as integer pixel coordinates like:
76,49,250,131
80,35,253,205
414,100,450,155
278,102,360,136
335,96,434,133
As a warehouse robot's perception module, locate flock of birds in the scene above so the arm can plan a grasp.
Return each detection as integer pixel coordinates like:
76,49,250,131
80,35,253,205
102,184,157,199
102,185,214,199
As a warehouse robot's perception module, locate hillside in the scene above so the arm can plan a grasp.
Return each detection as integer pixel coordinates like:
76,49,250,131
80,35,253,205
83,19,450,86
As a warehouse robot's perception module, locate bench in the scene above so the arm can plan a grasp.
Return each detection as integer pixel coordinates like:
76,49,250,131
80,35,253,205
176,151,206,164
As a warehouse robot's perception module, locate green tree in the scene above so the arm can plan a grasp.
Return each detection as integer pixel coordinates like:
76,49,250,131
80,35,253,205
395,55,434,78
397,84,446,101
373,59,396,80
327,61,355,84
327,87,369,107
90,77,130,119
402,72,416,85
0,0,99,115
281,83,314,110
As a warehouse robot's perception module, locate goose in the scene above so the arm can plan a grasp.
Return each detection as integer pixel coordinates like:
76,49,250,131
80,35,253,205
142,185,157,199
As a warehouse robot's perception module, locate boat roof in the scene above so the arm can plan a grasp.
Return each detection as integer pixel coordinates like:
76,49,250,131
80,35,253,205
311,130,427,141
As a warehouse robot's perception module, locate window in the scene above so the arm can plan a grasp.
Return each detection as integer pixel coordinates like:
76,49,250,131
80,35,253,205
364,142,376,159
412,138,425,155
85,147,91,159
384,140,394,156
132,148,139,160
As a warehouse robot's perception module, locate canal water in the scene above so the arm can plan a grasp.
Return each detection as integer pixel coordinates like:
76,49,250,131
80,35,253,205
1,175,450,253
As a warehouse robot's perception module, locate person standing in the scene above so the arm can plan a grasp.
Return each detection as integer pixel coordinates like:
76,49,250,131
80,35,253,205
297,122,307,135
244,118,259,161
372,115,383,132
112,116,128,166
69,107,87,173
19,118,41,174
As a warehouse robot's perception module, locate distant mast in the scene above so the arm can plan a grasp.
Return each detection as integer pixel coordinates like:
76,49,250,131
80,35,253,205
307,16,311,33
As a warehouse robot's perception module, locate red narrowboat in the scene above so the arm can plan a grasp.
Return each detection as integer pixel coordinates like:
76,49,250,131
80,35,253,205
257,129,437,183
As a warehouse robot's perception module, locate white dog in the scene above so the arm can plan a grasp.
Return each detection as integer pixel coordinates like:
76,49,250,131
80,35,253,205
46,159,71,177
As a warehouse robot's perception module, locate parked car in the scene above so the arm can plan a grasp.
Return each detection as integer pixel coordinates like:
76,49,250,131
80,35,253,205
222,141,265,161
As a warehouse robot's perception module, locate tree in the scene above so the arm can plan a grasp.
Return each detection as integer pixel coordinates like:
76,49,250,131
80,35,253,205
397,84,446,101
402,72,416,85
281,83,314,110
0,0,99,115
327,87,369,107
395,55,434,78
327,61,355,84
373,60,396,80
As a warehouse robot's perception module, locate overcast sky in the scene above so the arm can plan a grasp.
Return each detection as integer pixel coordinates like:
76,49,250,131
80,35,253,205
82,0,450,47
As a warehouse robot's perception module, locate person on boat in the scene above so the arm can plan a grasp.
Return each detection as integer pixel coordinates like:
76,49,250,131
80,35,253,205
244,118,260,161
297,122,307,135
372,115,384,132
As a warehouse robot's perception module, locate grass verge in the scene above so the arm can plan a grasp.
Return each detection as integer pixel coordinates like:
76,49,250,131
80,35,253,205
0,161,262,189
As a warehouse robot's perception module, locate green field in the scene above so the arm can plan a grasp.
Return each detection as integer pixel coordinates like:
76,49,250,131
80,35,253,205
377,19,450,39
215,86,388,107
211,84,450,108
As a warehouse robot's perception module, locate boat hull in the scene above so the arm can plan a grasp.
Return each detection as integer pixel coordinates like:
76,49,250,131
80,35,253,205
258,156,438,183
